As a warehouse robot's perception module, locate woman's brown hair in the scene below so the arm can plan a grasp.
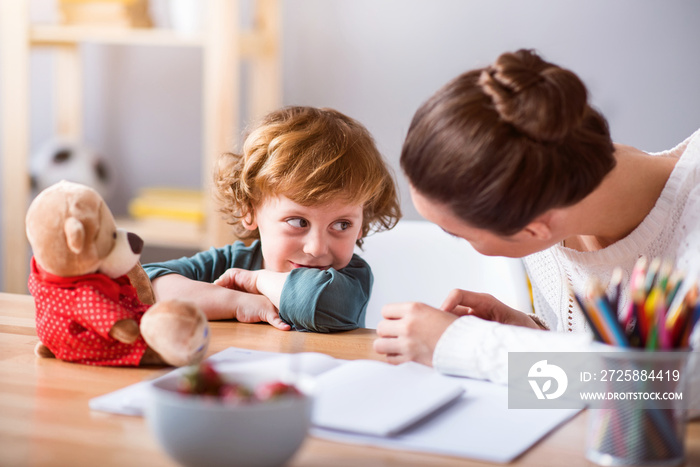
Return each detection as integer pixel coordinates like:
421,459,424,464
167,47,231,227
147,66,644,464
215,106,401,247
401,49,615,236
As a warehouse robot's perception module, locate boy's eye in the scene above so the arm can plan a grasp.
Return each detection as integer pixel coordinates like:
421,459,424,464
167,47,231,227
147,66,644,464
286,218,309,228
332,221,351,231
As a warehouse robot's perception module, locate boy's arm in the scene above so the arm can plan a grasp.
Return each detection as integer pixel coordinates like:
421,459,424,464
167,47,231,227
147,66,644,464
152,274,290,330
214,254,372,332
213,268,287,308
279,255,372,333
143,244,254,284
143,244,289,329
250,270,287,308
214,268,289,309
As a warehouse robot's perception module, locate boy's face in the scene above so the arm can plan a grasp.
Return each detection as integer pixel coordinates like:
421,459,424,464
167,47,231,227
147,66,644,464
247,195,363,272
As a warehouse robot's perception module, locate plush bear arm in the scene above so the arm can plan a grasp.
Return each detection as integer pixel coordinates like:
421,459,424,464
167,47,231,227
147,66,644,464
139,347,168,365
127,262,156,306
108,319,140,344
34,342,56,358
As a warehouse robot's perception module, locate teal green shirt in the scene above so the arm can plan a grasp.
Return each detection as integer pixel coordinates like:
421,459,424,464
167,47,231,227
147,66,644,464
143,240,371,332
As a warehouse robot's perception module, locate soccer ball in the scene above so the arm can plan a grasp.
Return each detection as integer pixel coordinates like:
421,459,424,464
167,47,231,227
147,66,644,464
30,138,115,203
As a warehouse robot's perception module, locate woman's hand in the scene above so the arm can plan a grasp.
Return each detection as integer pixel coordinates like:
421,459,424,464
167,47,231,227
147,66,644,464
374,302,458,366
440,289,541,329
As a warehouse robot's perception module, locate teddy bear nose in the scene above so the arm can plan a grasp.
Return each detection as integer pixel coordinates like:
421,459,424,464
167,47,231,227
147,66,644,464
127,232,144,254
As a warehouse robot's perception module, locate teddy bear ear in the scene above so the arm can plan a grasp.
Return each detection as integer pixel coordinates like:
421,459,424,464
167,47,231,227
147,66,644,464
64,217,86,254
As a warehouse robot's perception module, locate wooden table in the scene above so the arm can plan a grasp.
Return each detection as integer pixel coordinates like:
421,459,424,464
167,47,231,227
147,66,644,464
2,292,699,466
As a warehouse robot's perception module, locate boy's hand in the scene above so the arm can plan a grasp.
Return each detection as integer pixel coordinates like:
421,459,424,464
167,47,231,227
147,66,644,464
440,289,540,329
216,269,288,309
215,269,291,330
214,268,260,294
233,292,291,331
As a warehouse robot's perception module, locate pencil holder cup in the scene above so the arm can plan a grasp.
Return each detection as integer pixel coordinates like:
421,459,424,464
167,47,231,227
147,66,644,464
585,349,689,466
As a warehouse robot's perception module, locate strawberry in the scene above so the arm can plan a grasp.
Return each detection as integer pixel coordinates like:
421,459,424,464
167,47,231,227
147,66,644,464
220,383,254,404
177,361,224,396
254,381,301,401
176,363,301,405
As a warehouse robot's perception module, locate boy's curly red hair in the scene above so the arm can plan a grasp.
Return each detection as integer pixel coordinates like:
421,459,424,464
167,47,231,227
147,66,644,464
214,106,401,247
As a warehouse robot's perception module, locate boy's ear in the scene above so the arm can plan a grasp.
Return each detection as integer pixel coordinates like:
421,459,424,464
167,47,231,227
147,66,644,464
242,211,257,231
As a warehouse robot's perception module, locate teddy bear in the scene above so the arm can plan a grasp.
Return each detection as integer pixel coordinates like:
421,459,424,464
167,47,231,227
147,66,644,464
26,180,210,367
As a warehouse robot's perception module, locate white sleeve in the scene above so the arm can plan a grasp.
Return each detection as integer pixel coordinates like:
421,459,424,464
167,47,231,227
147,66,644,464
432,316,593,384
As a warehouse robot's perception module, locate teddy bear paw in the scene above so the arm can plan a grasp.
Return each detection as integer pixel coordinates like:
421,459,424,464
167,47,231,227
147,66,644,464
140,299,210,367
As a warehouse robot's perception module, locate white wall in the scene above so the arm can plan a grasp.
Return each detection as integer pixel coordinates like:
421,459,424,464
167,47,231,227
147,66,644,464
282,0,700,220
2,0,700,290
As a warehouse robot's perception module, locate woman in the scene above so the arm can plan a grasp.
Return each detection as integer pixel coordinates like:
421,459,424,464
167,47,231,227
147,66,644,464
374,49,700,383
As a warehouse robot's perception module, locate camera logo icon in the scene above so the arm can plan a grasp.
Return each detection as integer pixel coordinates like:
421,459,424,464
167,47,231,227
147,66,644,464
528,360,568,400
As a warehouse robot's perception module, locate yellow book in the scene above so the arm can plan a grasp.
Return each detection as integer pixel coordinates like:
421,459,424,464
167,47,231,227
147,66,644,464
60,0,144,3
59,0,152,28
128,187,205,224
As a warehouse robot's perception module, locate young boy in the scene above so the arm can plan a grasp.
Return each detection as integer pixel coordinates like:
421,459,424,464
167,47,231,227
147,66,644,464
144,106,401,332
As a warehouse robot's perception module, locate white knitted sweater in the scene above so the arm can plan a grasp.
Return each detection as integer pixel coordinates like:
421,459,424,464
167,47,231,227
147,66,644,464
526,128,700,334
433,129,700,388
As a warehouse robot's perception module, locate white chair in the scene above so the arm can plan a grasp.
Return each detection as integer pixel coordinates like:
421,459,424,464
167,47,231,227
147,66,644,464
357,220,532,329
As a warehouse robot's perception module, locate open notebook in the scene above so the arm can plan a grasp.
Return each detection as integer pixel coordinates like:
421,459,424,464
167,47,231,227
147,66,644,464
89,347,581,463
311,359,464,436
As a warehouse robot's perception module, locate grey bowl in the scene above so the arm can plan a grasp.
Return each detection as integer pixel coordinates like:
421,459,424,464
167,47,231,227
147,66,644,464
145,370,313,467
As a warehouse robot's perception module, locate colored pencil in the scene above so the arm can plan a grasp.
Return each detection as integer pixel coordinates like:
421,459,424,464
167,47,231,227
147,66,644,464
609,266,624,317
643,257,661,295
572,287,606,343
578,258,694,465
577,257,698,350
587,278,629,347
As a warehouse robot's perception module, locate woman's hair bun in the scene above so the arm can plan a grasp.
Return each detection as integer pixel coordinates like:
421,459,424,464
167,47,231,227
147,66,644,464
478,49,588,143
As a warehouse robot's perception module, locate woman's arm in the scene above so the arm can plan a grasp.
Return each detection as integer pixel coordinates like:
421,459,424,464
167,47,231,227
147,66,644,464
374,290,543,368
374,301,591,383
440,288,545,329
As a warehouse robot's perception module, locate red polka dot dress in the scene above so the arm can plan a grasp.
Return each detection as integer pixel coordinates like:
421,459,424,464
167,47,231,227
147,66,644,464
28,257,149,366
